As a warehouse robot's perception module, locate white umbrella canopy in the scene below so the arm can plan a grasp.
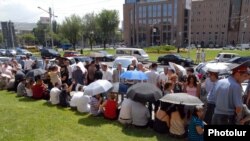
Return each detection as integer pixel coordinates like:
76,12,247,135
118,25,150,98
169,62,187,76
160,93,204,106
84,80,113,96
202,62,230,74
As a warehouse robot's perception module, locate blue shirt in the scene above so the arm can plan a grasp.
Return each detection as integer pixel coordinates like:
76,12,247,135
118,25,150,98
206,81,217,104
188,116,204,141
214,76,243,115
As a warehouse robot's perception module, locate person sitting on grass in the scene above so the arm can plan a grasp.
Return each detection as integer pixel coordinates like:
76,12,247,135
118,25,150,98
50,82,61,105
89,94,103,116
59,82,74,107
32,75,49,100
153,102,172,134
131,100,151,128
25,78,35,98
16,78,27,97
100,92,118,120
188,105,206,141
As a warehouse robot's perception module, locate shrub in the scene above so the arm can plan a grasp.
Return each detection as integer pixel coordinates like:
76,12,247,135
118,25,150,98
144,45,176,53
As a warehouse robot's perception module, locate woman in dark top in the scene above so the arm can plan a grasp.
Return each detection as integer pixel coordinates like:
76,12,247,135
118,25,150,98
60,66,69,85
59,82,74,107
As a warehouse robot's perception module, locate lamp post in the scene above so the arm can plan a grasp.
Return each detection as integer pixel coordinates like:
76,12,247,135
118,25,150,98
241,16,249,44
38,6,57,48
90,31,94,51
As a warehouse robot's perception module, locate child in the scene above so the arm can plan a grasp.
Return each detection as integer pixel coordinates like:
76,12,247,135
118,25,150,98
100,92,118,120
89,94,103,116
188,105,206,141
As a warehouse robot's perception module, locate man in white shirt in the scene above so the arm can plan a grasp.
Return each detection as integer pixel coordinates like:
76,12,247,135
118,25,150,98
118,98,133,125
49,83,61,105
24,56,34,73
101,63,112,82
157,66,169,89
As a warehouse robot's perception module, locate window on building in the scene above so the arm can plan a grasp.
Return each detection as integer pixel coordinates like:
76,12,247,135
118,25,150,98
168,4,172,16
153,5,157,17
158,5,161,17
163,4,167,17
148,6,152,17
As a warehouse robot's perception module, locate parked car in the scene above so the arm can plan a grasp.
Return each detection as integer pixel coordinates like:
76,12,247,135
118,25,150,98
157,54,193,67
236,44,250,50
16,49,32,56
5,49,17,57
63,51,81,57
40,48,60,59
0,49,6,56
223,45,235,50
73,56,93,63
215,53,239,62
226,56,250,64
112,56,138,71
97,51,115,62
0,57,11,63
115,48,149,63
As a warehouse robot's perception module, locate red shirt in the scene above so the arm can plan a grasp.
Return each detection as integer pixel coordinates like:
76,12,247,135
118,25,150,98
104,99,117,119
32,83,46,99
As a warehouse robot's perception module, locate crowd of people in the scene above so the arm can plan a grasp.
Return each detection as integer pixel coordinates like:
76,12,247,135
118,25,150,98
0,55,249,141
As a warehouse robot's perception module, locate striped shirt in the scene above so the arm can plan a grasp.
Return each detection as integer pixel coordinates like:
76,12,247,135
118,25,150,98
188,116,204,141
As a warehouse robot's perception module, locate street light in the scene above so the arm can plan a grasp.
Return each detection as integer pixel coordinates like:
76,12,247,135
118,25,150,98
37,6,57,47
241,16,249,44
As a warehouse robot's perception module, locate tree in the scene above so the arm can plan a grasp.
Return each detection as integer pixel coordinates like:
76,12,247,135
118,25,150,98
19,33,36,45
60,14,82,50
82,13,98,50
33,21,50,46
97,10,119,50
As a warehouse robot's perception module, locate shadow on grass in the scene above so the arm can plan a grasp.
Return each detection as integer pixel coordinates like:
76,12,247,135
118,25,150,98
78,115,121,127
18,96,37,102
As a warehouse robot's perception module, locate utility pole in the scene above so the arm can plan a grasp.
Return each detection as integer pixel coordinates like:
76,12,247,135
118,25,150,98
38,6,57,48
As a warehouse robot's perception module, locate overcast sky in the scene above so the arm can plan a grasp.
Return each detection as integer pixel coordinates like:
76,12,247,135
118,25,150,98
0,0,123,26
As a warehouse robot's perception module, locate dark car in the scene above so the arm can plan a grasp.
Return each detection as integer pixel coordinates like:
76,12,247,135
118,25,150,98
0,49,6,56
16,49,32,56
63,51,81,57
40,48,60,59
73,56,93,63
226,56,250,64
6,49,17,57
157,54,193,67
97,51,114,62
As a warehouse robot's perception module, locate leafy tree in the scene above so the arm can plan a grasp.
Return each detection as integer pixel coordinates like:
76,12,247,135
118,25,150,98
60,14,82,50
19,33,36,45
82,13,98,50
97,10,119,50
33,21,50,46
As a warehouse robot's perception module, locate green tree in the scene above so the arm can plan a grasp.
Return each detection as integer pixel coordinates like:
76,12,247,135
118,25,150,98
97,10,119,50
33,21,50,46
82,12,98,50
60,14,82,50
20,33,36,45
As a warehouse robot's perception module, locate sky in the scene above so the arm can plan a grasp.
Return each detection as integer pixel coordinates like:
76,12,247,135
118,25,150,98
0,0,124,26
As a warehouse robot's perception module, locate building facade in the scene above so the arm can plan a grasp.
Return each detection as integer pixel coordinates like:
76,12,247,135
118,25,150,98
123,0,188,47
191,0,250,47
123,0,250,47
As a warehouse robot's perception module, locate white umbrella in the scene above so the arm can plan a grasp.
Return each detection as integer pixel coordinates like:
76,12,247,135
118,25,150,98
84,80,113,96
202,62,230,74
160,93,204,106
169,62,187,76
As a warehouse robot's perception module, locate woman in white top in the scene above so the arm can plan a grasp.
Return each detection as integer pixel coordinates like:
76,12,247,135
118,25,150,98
49,66,61,86
184,74,200,98
25,78,35,97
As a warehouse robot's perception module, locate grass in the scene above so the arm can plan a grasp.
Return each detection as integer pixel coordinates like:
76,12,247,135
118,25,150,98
56,47,250,62
0,90,181,141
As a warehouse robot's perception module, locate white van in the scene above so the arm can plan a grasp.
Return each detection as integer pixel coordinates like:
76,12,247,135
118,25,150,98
215,53,239,62
236,44,250,50
115,48,149,62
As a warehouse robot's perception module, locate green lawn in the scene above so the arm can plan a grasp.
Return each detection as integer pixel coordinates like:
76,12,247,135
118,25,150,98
0,90,181,141
75,48,250,62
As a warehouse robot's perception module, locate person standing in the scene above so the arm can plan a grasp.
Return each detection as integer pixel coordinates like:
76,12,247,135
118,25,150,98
212,61,250,125
204,69,219,124
112,63,124,83
201,49,206,63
